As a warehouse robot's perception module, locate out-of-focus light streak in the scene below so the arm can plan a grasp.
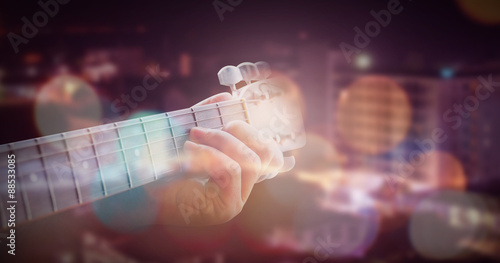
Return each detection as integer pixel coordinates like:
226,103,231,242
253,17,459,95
82,50,118,84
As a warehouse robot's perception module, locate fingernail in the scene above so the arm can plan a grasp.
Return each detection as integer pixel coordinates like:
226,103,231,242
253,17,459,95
190,127,208,141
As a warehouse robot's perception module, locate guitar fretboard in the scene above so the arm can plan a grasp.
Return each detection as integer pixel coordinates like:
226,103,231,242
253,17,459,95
0,99,249,227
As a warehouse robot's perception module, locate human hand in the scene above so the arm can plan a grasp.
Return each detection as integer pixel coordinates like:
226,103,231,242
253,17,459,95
156,92,284,226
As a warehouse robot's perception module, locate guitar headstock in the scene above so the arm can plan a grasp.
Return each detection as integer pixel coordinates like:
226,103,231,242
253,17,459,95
217,62,306,154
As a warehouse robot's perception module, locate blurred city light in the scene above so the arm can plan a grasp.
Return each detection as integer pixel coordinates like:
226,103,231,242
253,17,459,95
34,75,102,136
355,54,371,70
456,0,500,25
441,67,455,79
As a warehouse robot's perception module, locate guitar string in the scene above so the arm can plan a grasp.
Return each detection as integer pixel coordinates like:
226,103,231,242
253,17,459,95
0,86,280,221
13,166,182,217
1,109,247,216
1,99,272,216
8,109,248,166
11,121,234,215
5,122,214,216
53,151,181,184
2,98,266,155
11,107,250,206
13,122,230,177
0,99,251,153
72,164,181,201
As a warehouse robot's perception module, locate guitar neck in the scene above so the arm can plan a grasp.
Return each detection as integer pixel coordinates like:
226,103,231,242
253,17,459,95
0,99,249,228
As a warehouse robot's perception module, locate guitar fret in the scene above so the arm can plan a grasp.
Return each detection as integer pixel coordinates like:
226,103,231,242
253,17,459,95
216,103,224,125
0,145,7,227
20,177,32,220
7,143,33,223
191,107,198,127
36,139,58,212
241,99,251,125
0,197,5,228
12,141,33,221
1,101,245,155
0,99,255,226
4,111,247,186
62,133,83,204
5,110,248,184
8,109,248,167
115,123,133,189
141,118,158,180
88,128,107,196
11,133,198,177
166,112,182,173
219,99,249,124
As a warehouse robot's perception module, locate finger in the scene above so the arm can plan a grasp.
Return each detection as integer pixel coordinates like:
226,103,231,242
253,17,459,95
194,92,233,106
189,127,261,202
183,141,243,214
223,120,284,175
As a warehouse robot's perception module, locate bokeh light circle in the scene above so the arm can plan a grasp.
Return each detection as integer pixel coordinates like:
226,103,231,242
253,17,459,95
336,75,411,155
456,0,500,25
35,75,102,136
409,190,492,260
407,151,467,192
92,186,159,233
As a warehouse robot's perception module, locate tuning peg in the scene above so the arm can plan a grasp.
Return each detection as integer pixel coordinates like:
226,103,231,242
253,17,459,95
218,65,243,92
237,62,259,84
255,61,271,79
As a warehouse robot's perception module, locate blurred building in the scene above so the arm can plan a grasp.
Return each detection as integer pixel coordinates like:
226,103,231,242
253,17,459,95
325,49,500,191
439,76,500,189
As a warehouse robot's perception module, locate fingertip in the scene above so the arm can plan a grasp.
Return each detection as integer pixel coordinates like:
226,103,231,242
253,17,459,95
190,127,209,141
271,151,285,171
275,145,285,165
